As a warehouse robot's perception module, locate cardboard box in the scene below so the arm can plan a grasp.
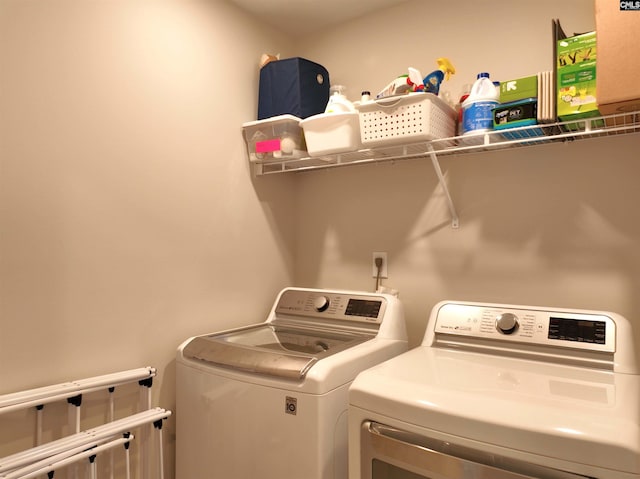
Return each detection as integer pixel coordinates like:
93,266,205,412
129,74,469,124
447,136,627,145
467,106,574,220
595,0,640,114
500,75,537,104
557,31,600,122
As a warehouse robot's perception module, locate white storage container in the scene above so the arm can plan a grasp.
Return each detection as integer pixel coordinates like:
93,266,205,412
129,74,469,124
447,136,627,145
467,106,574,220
299,112,361,156
358,92,456,147
242,115,307,162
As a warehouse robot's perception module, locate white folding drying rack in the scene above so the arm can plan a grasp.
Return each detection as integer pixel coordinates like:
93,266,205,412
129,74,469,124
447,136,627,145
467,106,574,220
0,367,171,479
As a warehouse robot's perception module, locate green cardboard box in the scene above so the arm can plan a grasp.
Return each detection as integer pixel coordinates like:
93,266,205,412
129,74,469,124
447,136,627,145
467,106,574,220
500,75,537,104
557,31,600,123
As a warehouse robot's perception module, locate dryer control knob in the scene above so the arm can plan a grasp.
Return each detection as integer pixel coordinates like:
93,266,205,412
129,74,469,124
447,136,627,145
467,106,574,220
314,296,330,312
496,313,519,335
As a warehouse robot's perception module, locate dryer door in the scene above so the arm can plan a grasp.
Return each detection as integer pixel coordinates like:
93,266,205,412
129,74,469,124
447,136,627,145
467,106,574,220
360,422,590,479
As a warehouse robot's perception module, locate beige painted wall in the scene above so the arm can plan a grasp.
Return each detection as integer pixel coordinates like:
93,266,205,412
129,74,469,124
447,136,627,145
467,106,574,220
298,0,596,107
0,0,295,476
1,0,639,478
293,0,640,350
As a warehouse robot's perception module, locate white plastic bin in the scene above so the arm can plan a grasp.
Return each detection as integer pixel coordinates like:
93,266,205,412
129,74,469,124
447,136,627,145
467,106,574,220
242,115,307,162
358,93,456,147
299,112,361,156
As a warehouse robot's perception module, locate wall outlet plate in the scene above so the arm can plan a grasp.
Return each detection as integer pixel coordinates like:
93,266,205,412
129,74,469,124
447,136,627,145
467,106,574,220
372,252,388,278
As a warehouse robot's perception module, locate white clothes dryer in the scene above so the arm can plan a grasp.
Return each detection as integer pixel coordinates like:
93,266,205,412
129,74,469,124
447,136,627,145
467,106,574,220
349,300,640,479
176,287,407,479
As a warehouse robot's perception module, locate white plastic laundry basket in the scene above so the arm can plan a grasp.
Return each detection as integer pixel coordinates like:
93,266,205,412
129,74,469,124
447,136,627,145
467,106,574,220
358,93,455,147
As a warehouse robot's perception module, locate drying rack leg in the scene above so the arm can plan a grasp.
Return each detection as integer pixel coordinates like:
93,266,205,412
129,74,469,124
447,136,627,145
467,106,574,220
138,378,153,479
35,405,44,446
108,388,115,479
124,434,132,479
154,419,165,479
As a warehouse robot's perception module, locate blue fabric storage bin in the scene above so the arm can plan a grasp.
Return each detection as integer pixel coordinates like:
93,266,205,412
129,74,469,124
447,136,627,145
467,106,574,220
258,57,330,120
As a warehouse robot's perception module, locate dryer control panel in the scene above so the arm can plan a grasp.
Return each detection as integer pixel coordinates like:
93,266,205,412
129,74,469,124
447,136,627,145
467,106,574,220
430,302,616,354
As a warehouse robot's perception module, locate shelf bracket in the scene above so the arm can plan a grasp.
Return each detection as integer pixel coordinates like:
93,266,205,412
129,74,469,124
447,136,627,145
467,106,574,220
426,144,459,229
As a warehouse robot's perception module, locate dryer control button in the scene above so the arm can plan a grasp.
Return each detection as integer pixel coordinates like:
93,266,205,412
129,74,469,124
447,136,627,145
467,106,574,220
314,296,330,312
496,313,519,335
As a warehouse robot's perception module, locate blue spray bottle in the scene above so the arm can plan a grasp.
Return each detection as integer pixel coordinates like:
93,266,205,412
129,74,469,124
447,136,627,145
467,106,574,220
423,58,456,95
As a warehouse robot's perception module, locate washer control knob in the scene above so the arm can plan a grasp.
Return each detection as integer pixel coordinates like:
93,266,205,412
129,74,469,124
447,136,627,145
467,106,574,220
496,312,519,335
314,296,330,312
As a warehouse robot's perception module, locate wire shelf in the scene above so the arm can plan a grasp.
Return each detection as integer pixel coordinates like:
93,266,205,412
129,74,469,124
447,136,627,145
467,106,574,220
251,110,640,176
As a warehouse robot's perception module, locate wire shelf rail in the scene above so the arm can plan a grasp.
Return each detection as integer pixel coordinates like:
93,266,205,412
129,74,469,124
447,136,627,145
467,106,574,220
251,110,640,176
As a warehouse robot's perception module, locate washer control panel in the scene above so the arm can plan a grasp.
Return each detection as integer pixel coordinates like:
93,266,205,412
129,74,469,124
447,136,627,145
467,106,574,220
432,302,615,353
275,289,387,324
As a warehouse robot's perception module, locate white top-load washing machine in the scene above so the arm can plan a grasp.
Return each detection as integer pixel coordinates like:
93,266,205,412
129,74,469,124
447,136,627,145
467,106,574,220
176,287,407,479
349,300,640,479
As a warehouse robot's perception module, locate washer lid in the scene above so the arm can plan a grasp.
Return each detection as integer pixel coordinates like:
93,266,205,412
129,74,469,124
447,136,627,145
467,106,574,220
183,323,373,380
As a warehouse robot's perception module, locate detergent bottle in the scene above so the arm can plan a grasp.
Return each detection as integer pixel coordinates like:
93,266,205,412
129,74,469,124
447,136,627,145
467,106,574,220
461,72,499,137
325,85,356,113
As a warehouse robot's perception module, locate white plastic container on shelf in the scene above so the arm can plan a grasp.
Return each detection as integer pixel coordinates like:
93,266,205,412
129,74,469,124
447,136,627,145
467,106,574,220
242,115,307,162
461,72,499,142
358,92,456,148
299,111,361,157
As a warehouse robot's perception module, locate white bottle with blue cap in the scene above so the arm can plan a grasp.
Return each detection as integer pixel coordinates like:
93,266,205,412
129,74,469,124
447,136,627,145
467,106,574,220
461,72,499,138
